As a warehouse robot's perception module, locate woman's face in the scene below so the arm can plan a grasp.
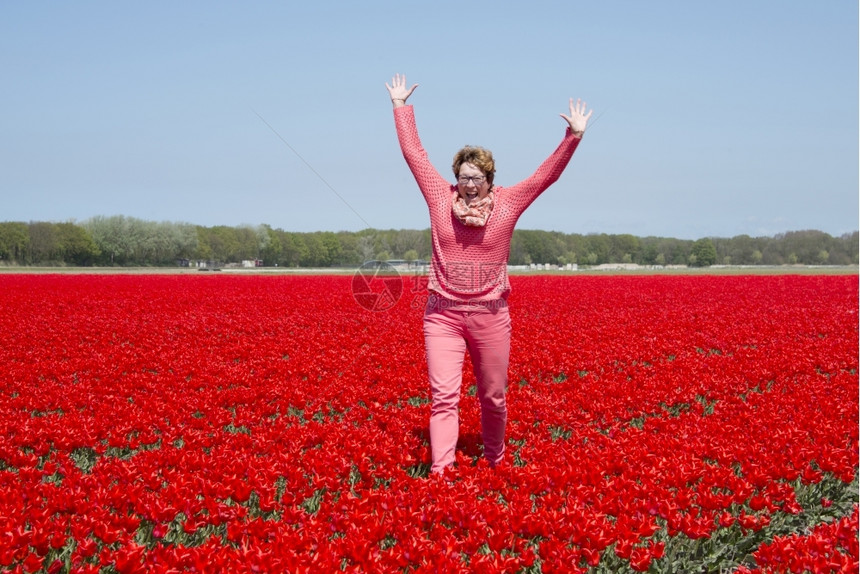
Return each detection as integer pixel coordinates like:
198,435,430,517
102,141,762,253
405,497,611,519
457,162,491,206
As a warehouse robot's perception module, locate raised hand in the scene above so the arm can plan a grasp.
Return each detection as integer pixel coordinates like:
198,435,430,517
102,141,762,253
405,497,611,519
560,98,593,137
385,74,418,108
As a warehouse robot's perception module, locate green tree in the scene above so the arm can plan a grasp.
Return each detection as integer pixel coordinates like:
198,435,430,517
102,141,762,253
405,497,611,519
28,222,61,263
583,234,610,264
393,229,426,260
356,233,376,263
258,225,282,265
0,222,30,263
518,230,563,264
208,226,242,262
55,222,99,265
336,231,362,265
233,225,260,261
320,232,342,265
835,232,859,265
690,238,717,267
85,215,134,265
666,239,690,265
609,234,640,263
508,232,526,265
193,226,213,262
640,242,660,265
279,232,308,267
299,233,323,266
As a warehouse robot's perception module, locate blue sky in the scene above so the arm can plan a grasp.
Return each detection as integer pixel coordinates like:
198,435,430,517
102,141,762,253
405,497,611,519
2,1,857,239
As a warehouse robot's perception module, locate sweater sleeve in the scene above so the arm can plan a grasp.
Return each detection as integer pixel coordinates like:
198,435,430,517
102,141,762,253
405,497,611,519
503,129,582,217
393,106,451,206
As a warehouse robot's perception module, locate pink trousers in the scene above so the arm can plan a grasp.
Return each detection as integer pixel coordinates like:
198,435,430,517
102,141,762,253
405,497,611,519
423,296,511,473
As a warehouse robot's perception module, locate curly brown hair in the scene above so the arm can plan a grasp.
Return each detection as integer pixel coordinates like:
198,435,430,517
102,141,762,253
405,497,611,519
452,146,495,188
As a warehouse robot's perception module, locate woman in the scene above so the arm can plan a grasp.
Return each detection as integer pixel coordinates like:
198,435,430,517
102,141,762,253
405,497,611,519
386,73,592,473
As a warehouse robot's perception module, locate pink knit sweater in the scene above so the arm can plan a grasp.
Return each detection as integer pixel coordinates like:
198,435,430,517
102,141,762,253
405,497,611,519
394,105,582,302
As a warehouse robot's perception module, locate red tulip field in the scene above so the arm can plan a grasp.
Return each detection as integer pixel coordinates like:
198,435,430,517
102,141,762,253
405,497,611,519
0,273,856,573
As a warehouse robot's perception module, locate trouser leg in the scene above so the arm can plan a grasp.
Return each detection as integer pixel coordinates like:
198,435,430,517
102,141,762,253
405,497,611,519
464,307,511,467
423,307,466,473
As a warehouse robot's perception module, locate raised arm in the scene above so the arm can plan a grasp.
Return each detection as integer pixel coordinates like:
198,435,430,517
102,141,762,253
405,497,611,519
387,75,449,205
503,98,593,215
385,73,418,109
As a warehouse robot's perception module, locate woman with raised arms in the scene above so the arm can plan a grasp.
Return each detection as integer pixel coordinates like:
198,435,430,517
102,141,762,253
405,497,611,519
386,73,592,474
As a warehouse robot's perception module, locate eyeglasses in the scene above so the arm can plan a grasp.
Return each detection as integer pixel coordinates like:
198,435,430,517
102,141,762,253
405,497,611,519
457,176,486,185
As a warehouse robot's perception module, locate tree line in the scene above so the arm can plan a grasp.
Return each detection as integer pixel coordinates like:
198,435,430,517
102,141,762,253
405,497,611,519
0,216,856,268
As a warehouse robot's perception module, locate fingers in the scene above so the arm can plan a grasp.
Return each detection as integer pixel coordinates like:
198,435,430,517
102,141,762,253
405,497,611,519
567,98,591,117
387,74,416,92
